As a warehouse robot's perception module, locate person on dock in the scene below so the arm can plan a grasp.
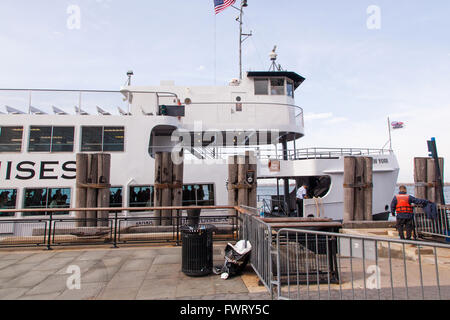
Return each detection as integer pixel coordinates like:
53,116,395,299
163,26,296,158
296,184,308,217
391,185,429,240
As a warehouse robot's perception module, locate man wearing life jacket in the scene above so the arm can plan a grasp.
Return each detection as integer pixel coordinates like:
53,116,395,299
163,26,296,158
391,185,429,240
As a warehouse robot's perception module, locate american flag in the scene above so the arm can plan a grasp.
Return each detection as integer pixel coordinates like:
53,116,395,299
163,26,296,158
391,121,405,129
214,0,236,15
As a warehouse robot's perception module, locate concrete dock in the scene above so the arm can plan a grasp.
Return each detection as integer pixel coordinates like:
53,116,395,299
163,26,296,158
0,245,270,300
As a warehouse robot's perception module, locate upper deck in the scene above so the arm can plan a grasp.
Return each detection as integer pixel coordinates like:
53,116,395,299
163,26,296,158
0,71,305,143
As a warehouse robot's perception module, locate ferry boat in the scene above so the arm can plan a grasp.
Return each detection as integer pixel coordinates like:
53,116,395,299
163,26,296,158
0,6,399,233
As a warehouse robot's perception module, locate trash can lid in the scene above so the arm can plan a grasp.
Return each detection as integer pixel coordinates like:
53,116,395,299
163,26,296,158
180,225,217,233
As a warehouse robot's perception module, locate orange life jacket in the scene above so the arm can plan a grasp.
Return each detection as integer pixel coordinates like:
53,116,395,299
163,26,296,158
396,194,413,214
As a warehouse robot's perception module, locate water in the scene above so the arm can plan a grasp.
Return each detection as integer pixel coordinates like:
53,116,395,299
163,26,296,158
258,185,450,203
395,186,450,203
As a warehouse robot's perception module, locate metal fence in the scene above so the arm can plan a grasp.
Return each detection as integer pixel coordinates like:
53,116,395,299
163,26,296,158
415,205,450,241
0,206,238,249
239,207,275,297
236,206,450,300
274,228,450,300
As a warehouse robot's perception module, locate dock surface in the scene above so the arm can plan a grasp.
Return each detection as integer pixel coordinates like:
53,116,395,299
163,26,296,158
0,245,270,300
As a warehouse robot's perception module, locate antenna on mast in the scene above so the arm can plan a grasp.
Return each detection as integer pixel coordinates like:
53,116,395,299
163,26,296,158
269,45,283,71
234,0,252,80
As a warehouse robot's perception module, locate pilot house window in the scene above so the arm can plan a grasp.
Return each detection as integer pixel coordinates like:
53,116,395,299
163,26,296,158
81,126,125,152
287,81,294,98
254,79,269,95
29,126,74,152
255,78,288,96
0,126,23,152
270,78,285,95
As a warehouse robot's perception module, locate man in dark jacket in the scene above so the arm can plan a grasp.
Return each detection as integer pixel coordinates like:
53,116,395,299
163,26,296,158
391,185,429,240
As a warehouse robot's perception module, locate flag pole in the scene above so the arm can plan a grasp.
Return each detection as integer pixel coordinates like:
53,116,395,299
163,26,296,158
388,117,392,150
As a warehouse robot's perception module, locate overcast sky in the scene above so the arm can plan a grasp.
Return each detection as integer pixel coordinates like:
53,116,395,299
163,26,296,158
0,0,449,182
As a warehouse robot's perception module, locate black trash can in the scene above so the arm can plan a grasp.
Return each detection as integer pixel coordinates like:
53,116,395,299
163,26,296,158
181,225,215,277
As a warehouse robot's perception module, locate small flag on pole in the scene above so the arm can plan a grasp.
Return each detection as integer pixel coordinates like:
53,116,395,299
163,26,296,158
391,121,405,129
214,0,236,14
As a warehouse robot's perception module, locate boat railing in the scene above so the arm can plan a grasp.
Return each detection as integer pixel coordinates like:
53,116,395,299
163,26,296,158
0,88,304,121
184,146,393,160
186,101,304,128
293,147,393,160
0,88,178,116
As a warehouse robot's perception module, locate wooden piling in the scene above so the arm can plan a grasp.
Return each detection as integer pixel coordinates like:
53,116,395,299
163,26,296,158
343,157,356,223
414,157,428,200
75,154,88,227
364,157,373,221
228,155,238,216
427,158,437,203
354,157,365,221
172,156,184,224
437,158,444,204
237,155,248,207
97,153,111,227
247,151,257,209
86,154,98,227
161,152,173,226
154,153,162,226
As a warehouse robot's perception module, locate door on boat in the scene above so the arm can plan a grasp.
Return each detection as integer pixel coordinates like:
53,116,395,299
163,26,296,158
228,92,252,122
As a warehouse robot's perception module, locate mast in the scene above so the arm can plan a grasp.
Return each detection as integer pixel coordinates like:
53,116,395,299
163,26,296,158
236,0,251,80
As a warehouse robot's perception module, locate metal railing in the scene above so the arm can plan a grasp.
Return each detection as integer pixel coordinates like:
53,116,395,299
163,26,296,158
0,206,238,249
238,207,275,298
0,88,179,116
275,229,450,300
235,206,450,300
293,147,393,160
183,146,393,161
415,205,450,241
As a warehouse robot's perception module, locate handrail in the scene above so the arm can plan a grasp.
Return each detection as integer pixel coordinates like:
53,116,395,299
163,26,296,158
183,145,393,160
277,227,450,249
0,88,178,98
0,205,236,215
188,101,304,113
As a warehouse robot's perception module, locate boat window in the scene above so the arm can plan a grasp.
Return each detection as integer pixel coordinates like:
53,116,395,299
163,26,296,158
182,184,215,206
270,78,285,95
23,188,71,216
51,127,75,152
0,126,23,153
81,126,125,152
103,127,125,152
29,126,52,152
0,189,17,217
254,79,269,95
29,126,74,152
287,81,294,98
81,127,102,152
129,186,154,207
110,187,123,211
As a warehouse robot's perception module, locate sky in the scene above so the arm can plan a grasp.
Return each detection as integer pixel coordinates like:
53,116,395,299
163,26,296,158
0,0,449,182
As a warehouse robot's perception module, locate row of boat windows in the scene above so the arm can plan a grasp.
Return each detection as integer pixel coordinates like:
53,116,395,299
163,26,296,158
254,78,294,98
0,184,215,217
0,126,125,153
